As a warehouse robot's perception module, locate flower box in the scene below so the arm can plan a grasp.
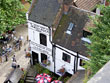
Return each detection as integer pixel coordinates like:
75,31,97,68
42,60,51,67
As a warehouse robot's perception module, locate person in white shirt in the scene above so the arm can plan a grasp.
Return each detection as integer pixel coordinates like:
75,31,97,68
12,61,17,69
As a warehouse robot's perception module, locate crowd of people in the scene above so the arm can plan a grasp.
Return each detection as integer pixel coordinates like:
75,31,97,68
0,28,24,64
0,28,30,71
0,35,24,63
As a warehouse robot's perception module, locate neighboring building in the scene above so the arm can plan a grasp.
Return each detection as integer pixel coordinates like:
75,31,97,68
26,0,96,76
88,61,110,83
72,0,100,11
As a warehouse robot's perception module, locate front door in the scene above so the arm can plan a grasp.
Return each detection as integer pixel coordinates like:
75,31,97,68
32,51,39,65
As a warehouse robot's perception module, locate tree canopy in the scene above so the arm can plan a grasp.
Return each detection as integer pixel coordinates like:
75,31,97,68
86,3,110,75
0,0,26,37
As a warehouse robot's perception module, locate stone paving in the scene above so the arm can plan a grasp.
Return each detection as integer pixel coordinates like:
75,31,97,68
0,24,30,83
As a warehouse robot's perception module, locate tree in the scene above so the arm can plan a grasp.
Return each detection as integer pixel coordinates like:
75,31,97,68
86,3,110,76
0,0,26,37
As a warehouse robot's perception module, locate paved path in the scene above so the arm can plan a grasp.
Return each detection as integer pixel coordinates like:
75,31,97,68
0,24,30,83
66,70,85,83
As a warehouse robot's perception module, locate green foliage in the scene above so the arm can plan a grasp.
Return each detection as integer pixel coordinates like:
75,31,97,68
58,76,63,81
27,0,32,3
19,80,24,83
42,68,51,74
63,76,70,83
35,63,51,75
0,0,26,36
86,5,110,76
35,63,44,73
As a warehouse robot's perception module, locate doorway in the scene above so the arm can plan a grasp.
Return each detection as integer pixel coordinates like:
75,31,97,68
32,51,39,65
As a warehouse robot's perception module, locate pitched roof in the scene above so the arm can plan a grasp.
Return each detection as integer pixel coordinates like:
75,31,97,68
74,0,100,11
53,7,94,57
28,0,60,27
63,0,73,5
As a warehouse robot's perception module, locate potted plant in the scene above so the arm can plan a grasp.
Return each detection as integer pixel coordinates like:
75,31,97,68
59,68,65,73
57,67,66,76
42,60,50,66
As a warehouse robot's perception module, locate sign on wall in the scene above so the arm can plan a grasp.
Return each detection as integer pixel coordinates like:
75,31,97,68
29,22,49,35
30,41,52,56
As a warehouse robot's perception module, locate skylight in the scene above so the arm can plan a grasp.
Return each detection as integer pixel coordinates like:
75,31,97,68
66,22,74,35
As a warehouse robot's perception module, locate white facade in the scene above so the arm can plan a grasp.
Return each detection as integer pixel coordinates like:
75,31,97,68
28,20,54,72
27,19,89,76
54,44,89,75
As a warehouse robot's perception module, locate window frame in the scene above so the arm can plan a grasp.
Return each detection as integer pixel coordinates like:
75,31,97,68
79,59,85,66
62,53,71,63
41,53,47,63
40,33,47,46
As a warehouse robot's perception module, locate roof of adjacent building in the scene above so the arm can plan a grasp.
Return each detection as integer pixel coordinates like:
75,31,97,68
53,7,95,57
74,0,100,11
28,0,60,27
88,61,110,83
63,0,73,5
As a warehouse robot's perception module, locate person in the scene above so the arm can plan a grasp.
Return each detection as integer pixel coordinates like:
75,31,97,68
8,46,12,53
4,79,12,83
19,35,23,47
13,36,17,42
11,34,14,40
5,54,8,62
12,55,16,62
11,61,17,69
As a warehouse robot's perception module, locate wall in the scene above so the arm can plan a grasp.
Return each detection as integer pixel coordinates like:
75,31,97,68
55,47,75,75
27,20,54,72
55,44,88,75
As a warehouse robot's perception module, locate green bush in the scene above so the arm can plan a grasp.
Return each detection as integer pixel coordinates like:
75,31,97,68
43,68,51,74
35,63,44,73
63,76,70,83
19,79,24,83
58,76,62,81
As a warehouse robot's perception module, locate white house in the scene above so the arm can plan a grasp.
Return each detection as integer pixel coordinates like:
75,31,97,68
26,0,95,76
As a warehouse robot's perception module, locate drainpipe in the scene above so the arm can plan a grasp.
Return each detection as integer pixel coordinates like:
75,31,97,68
73,52,79,74
49,27,56,73
76,52,79,72
73,56,76,74
53,44,56,73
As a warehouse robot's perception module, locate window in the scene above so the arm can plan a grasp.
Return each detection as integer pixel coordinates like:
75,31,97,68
79,59,85,66
62,53,71,63
83,30,92,37
40,33,47,46
41,53,47,63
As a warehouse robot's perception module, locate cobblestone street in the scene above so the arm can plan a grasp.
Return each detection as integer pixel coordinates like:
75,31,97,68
0,24,30,83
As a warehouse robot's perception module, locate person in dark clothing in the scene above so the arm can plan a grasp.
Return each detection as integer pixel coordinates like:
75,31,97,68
4,79,12,83
5,54,8,62
12,55,16,62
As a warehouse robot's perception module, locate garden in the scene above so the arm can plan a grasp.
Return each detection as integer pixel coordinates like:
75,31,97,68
20,63,72,83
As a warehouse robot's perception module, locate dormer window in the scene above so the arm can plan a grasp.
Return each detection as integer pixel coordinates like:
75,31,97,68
82,30,92,44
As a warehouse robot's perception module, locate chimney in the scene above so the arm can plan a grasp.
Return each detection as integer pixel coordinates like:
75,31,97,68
63,4,69,15
58,0,63,4
105,0,110,6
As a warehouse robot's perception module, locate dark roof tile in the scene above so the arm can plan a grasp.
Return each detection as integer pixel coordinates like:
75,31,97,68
29,0,60,27
53,7,94,56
